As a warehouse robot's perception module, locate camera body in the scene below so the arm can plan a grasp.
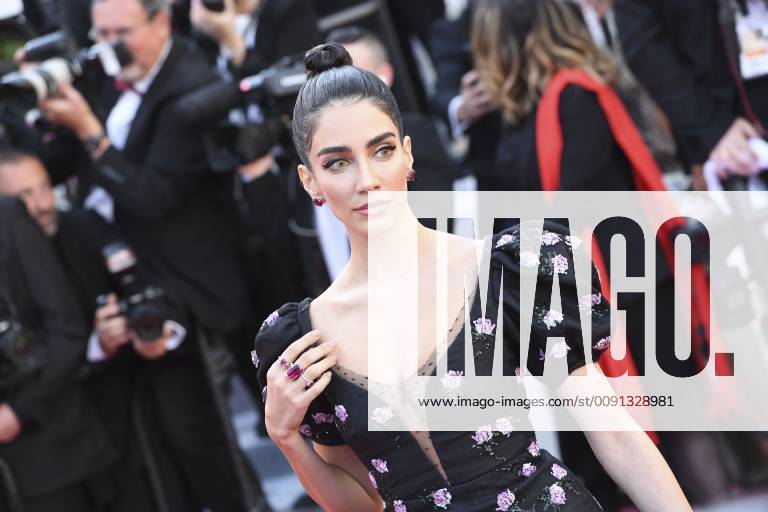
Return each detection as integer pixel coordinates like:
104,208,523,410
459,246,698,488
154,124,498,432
98,241,167,343
174,55,307,171
0,31,132,114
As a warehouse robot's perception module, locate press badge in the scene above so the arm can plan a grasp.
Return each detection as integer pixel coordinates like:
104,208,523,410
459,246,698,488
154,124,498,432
735,0,768,80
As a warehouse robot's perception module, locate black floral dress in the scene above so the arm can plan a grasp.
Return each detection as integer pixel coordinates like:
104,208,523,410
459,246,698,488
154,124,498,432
253,224,612,511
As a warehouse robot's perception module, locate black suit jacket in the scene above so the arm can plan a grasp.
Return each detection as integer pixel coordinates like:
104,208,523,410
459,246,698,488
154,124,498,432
429,5,501,189
616,0,768,166
45,38,251,334
0,197,115,498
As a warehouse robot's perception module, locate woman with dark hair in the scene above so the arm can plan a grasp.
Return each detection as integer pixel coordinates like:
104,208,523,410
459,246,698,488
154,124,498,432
252,42,690,511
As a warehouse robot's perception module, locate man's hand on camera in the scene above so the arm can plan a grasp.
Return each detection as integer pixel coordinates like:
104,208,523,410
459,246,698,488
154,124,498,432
131,323,176,360
94,294,131,357
457,70,495,126
0,404,22,444
40,82,105,141
190,0,246,66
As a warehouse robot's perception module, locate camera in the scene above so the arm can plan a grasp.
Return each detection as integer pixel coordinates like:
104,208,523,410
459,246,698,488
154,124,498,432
0,31,132,114
97,241,167,343
174,55,307,171
0,301,46,392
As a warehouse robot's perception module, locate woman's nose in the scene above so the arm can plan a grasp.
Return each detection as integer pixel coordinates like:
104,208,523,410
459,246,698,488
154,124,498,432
356,160,382,191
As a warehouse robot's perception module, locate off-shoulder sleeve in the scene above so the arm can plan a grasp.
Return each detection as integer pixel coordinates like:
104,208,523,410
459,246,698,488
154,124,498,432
489,221,611,383
253,302,346,446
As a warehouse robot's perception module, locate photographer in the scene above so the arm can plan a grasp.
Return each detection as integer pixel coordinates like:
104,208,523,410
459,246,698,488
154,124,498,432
429,3,502,191
31,0,251,337
0,194,115,512
189,0,320,76
615,0,768,189
186,0,322,384
0,148,251,510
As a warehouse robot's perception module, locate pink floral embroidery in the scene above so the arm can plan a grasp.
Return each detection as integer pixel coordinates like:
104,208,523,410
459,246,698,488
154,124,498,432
528,440,540,457
298,424,312,437
472,425,493,445
393,500,407,512
549,340,570,359
496,234,515,248
522,462,536,477
312,412,334,424
549,483,566,505
542,309,564,329
552,254,569,275
368,471,377,489
250,350,259,368
371,406,394,424
495,417,514,436
551,463,567,480
432,488,452,509
371,458,388,473
593,336,611,350
496,489,516,511
335,405,348,423
441,370,463,390
473,317,496,335
541,232,561,246
565,235,582,250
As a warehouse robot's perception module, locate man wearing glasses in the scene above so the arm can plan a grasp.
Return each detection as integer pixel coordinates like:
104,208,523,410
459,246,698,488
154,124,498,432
34,0,253,510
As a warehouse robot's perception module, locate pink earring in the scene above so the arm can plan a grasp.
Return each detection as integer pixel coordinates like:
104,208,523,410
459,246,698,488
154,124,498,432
406,168,416,182
312,197,326,207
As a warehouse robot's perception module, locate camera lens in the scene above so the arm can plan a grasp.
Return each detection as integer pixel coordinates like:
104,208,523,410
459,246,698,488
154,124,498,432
128,303,165,342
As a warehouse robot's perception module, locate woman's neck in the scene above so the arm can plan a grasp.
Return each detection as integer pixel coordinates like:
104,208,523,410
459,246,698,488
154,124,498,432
342,208,433,286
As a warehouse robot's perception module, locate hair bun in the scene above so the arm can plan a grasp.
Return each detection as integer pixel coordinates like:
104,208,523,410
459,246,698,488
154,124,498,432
304,42,353,78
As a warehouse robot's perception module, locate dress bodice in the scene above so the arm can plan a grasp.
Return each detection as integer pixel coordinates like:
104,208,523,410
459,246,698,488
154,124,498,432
254,224,610,511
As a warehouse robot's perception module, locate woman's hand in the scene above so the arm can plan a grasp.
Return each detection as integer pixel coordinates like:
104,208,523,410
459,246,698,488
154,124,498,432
264,330,337,445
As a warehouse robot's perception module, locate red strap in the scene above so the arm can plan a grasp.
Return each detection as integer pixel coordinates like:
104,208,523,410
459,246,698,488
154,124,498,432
537,69,666,192
535,68,728,374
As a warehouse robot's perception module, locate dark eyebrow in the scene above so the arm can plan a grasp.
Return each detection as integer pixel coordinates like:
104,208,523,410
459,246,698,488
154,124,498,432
317,145,351,157
366,132,396,148
315,132,396,158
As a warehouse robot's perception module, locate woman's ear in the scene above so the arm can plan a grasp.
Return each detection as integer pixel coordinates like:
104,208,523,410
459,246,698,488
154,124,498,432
297,164,319,197
402,135,414,170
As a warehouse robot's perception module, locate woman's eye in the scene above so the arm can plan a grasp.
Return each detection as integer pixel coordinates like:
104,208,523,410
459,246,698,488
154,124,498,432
375,145,395,158
324,158,350,170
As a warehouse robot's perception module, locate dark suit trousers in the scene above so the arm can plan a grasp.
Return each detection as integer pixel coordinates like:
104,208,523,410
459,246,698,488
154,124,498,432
9,482,92,512
145,351,245,512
